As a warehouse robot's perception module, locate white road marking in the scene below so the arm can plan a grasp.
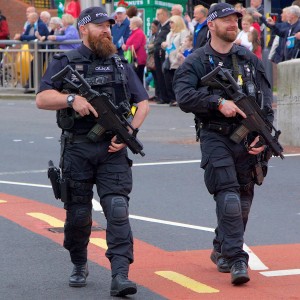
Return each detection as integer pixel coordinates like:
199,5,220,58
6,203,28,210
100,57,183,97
133,160,201,166
0,180,51,188
243,244,269,270
0,170,46,175
260,269,300,277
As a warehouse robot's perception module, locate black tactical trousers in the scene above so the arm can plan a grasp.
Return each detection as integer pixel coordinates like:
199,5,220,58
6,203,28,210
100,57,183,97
200,129,256,267
62,140,133,277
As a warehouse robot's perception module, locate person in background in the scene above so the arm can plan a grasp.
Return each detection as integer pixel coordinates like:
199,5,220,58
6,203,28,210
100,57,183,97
177,34,193,65
267,5,300,61
47,13,80,50
40,11,51,32
14,11,49,42
146,19,159,100
48,17,64,36
122,16,147,83
36,17,64,45
245,7,262,41
235,14,254,50
14,12,49,92
65,0,81,20
171,4,189,29
23,6,36,32
250,0,264,16
112,6,130,56
126,6,138,19
161,15,189,107
153,7,170,104
253,6,291,63
249,0,264,47
192,5,209,49
0,10,9,55
248,28,262,59
234,3,244,29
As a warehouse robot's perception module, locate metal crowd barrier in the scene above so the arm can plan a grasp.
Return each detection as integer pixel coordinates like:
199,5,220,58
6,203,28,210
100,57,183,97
0,39,82,93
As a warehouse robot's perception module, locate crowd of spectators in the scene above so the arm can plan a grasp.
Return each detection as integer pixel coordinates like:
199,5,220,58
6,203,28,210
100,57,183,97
1,1,300,97
147,1,300,105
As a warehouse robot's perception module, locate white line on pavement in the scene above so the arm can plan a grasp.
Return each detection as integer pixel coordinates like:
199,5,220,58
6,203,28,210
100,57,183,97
0,180,51,188
243,244,269,270
260,269,300,277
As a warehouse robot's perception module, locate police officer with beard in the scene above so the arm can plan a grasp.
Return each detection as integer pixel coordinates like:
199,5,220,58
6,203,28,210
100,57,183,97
36,6,149,297
173,3,274,285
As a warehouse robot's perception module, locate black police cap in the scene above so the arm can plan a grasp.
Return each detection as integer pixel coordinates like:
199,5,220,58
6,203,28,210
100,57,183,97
207,3,243,22
78,6,115,27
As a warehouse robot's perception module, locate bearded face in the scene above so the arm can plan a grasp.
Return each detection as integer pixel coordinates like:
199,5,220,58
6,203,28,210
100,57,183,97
87,30,117,58
214,19,238,43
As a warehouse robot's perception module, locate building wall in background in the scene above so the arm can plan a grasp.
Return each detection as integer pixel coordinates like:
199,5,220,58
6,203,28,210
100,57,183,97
0,0,57,38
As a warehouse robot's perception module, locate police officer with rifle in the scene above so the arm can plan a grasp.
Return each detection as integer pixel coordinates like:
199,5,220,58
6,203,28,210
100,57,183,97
173,3,283,285
37,6,149,297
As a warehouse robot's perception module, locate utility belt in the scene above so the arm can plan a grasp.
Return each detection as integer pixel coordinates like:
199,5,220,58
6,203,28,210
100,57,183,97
61,130,112,144
200,122,238,136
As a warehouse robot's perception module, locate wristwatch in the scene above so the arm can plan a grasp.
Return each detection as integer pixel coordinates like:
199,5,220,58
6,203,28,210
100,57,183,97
67,94,76,108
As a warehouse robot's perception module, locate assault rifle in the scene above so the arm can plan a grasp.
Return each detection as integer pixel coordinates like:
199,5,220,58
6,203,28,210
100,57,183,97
51,65,145,156
201,66,284,159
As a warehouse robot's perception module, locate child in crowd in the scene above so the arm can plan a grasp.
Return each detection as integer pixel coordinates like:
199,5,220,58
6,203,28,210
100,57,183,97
235,14,253,51
177,34,193,65
248,29,262,59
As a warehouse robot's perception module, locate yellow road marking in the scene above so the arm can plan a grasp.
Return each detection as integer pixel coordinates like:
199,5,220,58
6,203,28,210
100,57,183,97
0,200,7,203
155,271,219,294
27,212,64,227
90,238,108,250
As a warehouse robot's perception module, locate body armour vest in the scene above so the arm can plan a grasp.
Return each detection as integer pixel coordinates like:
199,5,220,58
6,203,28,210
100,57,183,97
56,50,130,134
195,46,262,124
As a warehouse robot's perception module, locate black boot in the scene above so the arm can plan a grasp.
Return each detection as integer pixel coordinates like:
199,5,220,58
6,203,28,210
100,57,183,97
210,250,230,273
69,263,89,287
230,261,250,285
110,274,137,297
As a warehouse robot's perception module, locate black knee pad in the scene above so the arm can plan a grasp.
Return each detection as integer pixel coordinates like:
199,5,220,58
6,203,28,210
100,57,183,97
223,193,241,217
241,200,251,216
73,207,92,227
110,196,129,222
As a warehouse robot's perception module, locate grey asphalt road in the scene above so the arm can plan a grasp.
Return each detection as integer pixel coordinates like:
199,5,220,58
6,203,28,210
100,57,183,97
0,99,299,299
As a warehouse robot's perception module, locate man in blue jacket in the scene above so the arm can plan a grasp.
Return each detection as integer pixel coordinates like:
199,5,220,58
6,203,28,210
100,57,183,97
112,6,130,56
14,12,49,42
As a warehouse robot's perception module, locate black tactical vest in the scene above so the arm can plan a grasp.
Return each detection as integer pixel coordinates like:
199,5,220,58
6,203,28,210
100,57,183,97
195,46,261,123
56,50,130,134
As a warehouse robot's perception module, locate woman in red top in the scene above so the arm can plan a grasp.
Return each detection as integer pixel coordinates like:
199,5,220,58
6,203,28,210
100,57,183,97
122,16,147,83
